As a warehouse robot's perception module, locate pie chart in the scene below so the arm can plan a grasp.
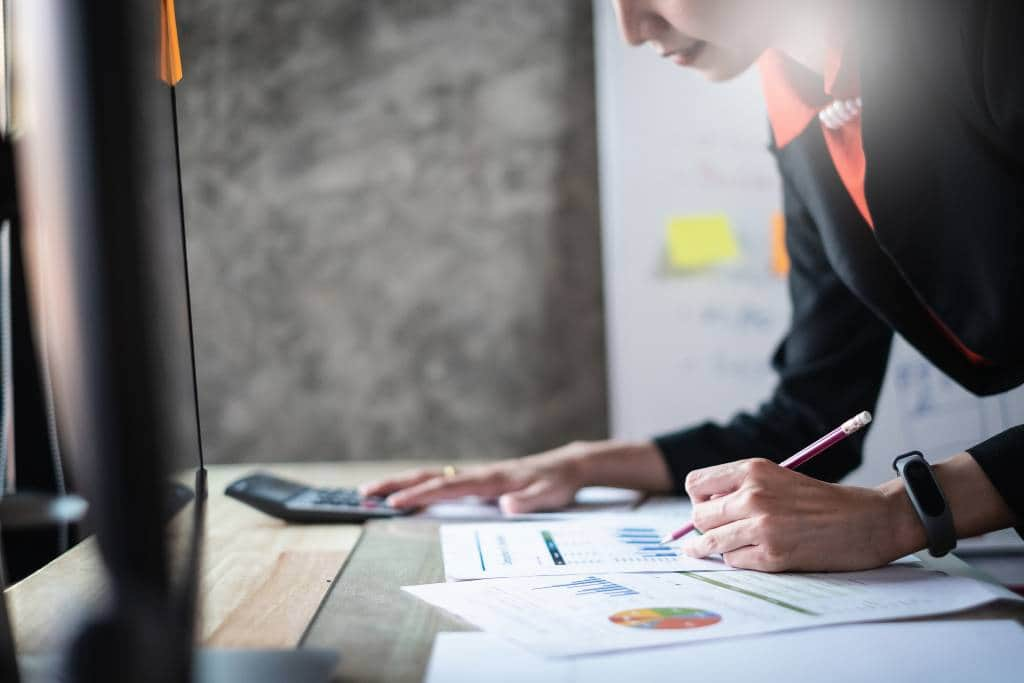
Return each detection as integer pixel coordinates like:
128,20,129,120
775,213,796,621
609,607,721,630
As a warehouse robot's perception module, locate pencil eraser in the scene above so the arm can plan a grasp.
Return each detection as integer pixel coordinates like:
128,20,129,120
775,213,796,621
841,411,872,434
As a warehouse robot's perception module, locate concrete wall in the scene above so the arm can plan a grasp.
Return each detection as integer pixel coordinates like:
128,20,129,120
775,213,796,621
175,0,607,464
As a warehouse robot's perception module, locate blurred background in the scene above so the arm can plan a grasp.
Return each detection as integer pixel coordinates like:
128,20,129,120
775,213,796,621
171,0,1024,483
175,0,608,465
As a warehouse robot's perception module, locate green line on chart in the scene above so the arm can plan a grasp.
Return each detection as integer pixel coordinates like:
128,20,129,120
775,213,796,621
678,572,819,616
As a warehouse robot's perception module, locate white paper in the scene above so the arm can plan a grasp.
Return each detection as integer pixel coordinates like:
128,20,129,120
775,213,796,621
955,527,1024,555
418,487,643,521
425,632,572,683
440,516,725,580
965,555,1024,587
405,565,1009,657
418,498,505,520
425,621,1024,683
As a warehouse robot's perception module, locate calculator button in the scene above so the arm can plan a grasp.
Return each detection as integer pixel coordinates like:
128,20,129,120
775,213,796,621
312,488,366,507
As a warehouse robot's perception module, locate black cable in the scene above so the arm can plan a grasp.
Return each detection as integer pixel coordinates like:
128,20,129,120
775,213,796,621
169,81,209,664
169,86,206,473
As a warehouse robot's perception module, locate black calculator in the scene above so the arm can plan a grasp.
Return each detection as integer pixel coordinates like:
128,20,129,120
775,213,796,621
224,472,412,523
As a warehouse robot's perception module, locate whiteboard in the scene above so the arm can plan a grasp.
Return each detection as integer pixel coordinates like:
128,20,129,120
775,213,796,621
593,0,1024,488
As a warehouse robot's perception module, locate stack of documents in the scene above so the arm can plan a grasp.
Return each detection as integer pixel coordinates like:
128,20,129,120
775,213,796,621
424,622,1024,683
952,527,1024,590
402,516,1020,661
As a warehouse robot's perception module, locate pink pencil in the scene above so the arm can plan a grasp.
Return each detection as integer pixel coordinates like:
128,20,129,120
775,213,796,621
659,411,873,545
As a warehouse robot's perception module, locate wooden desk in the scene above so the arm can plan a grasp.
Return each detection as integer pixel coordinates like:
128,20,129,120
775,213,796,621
7,462,1024,683
4,461,438,655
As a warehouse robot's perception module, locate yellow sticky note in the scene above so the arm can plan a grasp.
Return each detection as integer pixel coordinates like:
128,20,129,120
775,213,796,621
666,213,739,270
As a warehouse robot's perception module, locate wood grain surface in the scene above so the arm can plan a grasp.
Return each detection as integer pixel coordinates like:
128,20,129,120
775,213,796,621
4,461,444,655
302,519,472,683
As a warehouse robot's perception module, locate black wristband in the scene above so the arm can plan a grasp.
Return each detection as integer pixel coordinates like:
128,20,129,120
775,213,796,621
893,451,956,558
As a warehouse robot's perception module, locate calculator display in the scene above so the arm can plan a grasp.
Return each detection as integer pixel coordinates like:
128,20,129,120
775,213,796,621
251,477,304,503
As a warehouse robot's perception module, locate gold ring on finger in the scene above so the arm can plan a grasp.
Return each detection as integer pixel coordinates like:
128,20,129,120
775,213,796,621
442,465,458,479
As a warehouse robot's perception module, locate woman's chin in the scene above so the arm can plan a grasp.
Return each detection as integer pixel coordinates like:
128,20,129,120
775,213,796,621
688,46,760,82
699,60,755,82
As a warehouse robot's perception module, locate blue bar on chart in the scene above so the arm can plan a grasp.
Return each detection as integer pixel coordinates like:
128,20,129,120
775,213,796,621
616,528,677,559
533,576,640,598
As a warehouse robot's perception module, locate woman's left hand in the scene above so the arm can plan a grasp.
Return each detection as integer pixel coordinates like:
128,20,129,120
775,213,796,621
681,458,919,572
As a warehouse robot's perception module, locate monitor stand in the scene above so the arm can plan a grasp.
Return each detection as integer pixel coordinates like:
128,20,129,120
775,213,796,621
194,648,338,682
16,649,338,683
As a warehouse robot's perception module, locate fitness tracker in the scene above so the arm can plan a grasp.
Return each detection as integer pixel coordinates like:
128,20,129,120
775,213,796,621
892,451,956,557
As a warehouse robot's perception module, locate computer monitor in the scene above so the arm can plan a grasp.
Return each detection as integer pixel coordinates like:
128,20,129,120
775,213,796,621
6,1,334,681
12,0,197,680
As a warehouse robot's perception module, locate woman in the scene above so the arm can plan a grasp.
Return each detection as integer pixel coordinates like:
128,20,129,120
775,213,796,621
360,0,1023,572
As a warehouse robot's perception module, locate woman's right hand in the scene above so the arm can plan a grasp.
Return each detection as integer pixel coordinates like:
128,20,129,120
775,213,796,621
358,439,673,514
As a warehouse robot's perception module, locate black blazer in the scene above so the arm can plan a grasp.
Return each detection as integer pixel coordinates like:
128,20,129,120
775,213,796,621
656,0,1024,522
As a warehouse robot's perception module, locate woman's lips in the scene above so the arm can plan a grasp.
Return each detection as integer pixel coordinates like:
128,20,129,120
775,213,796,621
667,40,707,66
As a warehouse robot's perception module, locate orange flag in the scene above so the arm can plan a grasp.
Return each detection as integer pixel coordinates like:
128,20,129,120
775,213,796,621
159,0,183,85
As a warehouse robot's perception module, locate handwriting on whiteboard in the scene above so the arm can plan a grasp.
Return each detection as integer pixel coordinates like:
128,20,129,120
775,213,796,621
891,355,987,453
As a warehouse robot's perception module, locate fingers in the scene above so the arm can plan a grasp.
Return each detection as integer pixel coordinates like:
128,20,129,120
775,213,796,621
690,489,746,532
721,545,786,572
499,480,571,515
685,458,775,502
358,468,441,497
681,516,761,559
386,469,513,509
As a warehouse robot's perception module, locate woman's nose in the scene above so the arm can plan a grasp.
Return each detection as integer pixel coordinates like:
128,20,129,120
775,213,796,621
615,1,665,47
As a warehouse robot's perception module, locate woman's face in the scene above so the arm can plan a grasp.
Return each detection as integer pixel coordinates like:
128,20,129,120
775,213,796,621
612,0,776,81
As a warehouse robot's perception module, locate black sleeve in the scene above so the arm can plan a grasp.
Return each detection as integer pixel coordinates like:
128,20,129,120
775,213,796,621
958,0,1024,161
654,178,894,493
963,2,1024,528
866,0,1024,160
966,426,1024,529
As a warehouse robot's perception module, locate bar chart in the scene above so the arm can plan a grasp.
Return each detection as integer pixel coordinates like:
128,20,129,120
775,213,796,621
534,576,640,598
440,517,727,580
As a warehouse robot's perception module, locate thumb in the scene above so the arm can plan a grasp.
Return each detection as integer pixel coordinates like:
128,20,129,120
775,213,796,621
499,479,572,515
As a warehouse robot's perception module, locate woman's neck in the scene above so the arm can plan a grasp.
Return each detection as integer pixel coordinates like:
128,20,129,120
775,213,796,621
771,0,847,76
